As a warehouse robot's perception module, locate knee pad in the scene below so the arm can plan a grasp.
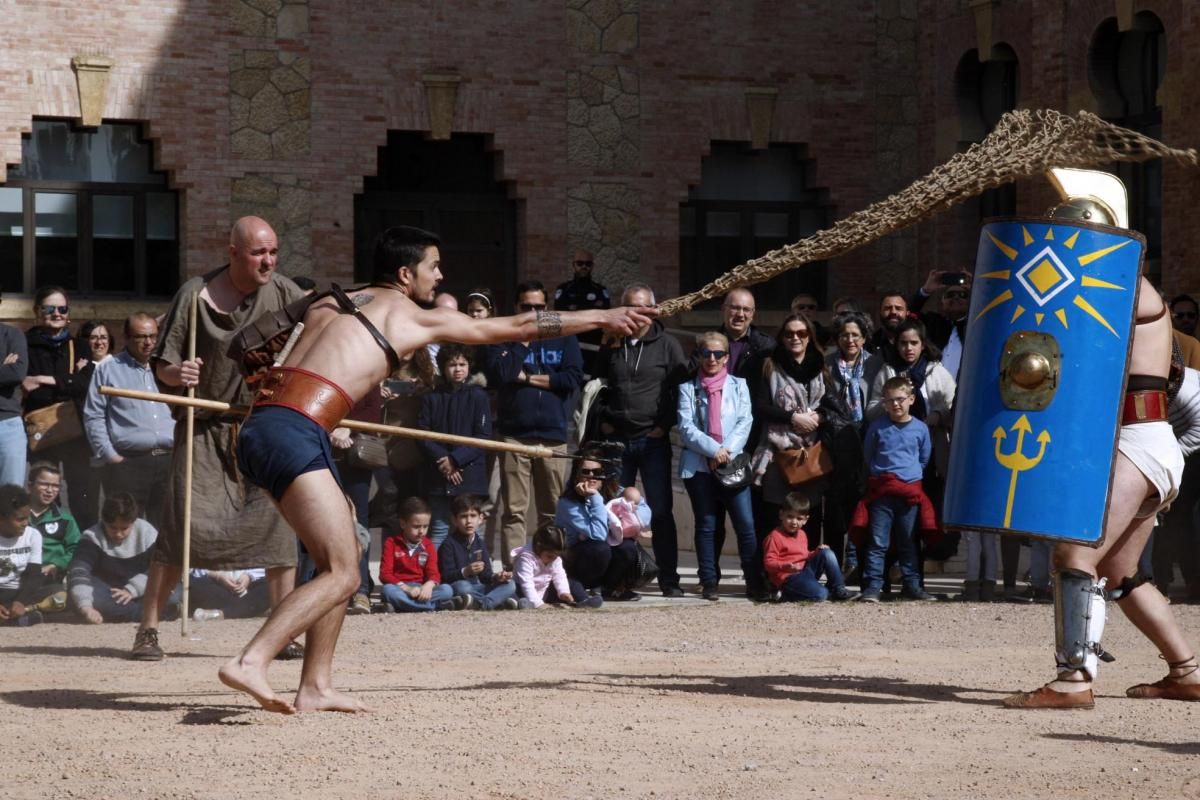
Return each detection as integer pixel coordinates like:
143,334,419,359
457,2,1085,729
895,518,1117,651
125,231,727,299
1054,568,1114,680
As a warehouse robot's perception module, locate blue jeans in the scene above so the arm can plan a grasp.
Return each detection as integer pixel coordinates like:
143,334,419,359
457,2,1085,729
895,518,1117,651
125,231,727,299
619,435,679,588
863,496,920,595
0,416,27,488
76,576,181,622
685,471,757,587
381,582,453,612
779,549,846,602
428,495,452,551
450,578,516,609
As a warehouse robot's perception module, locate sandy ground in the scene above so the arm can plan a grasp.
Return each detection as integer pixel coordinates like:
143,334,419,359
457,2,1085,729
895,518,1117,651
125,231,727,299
3,597,1200,800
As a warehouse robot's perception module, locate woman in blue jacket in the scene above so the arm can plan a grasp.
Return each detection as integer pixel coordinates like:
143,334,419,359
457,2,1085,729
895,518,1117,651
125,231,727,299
555,448,647,601
417,344,492,548
678,332,755,601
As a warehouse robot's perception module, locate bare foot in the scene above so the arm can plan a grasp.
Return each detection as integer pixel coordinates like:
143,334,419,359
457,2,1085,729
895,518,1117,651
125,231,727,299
219,656,296,715
294,685,374,713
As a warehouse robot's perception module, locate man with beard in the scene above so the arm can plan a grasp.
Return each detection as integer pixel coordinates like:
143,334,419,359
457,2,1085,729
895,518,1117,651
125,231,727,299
868,291,911,354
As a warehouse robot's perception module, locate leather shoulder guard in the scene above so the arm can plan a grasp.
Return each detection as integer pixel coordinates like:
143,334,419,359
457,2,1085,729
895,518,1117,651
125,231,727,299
227,292,320,383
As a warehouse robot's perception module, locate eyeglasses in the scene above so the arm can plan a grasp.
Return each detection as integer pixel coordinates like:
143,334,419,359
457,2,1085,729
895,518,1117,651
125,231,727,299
883,396,911,405
41,305,69,316
88,334,109,341
782,329,810,340
573,260,594,267
519,303,547,312
944,291,969,300
1174,311,1198,320
699,349,728,360
578,468,605,478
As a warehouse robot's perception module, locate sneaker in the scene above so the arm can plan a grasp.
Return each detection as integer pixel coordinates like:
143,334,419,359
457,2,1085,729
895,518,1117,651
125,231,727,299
661,586,685,598
347,593,371,615
577,594,604,608
460,594,479,611
15,609,43,627
435,598,457,612
701,584,720,601
830,586,854,602
499,597,520,611
901,589,935,601
516,598,535,610
857,591,881,604
130,627,164,661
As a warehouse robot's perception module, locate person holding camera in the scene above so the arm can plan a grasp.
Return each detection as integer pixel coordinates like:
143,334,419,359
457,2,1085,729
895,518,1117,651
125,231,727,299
908,269,972,380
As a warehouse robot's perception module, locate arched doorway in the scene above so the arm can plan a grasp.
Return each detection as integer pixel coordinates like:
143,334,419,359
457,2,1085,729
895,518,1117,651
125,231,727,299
354,132,518,310
955,44,1019,220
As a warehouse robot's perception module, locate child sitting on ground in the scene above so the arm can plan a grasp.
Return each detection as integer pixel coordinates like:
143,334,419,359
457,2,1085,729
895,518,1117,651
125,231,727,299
68,493,172,623
511,524,601,609
437,494,517,610
379,497,460,612
763,492,852,602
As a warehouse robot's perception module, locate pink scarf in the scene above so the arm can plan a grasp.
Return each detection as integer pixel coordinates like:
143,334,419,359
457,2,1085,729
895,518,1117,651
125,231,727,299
700,367,728,442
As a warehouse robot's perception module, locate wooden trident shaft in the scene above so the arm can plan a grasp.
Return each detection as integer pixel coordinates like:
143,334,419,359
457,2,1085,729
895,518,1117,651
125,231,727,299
98,386,564,459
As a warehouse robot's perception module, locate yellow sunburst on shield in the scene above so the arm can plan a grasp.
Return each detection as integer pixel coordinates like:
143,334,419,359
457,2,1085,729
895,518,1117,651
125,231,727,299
974,224,1128,336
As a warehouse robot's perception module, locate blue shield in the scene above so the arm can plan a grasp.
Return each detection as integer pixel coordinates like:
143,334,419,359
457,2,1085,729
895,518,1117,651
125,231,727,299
943,219,1144,545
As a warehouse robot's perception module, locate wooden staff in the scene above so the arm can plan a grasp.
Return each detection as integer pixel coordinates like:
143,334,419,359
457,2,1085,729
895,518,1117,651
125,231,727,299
180,292,199,637
99,385,566,459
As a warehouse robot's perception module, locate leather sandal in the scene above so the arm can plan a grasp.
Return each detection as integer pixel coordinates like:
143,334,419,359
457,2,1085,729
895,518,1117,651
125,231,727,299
1126,655,1200,701
1003,675,1095,710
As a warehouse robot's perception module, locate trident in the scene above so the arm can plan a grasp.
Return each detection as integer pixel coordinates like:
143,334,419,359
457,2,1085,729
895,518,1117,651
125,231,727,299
992,414,1051,528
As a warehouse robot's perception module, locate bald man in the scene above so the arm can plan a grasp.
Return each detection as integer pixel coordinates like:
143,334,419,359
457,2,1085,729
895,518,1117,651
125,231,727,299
129,216,308,662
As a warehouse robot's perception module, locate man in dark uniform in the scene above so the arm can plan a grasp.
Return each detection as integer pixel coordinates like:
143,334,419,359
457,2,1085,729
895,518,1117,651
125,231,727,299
554,249,610,376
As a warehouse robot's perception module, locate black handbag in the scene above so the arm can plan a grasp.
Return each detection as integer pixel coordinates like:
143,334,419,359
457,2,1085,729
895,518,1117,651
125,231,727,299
713,453,752,490
633,541,659,588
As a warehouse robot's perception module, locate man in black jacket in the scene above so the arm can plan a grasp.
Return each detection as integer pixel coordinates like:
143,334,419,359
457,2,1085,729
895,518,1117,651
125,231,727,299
596,283,689,596
0,288,27,488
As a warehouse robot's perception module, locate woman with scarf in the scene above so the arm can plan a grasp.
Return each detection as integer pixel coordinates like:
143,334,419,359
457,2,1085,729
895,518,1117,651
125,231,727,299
822,311,882,575
678,332,755,601
21,287,98,529
750,314,848,556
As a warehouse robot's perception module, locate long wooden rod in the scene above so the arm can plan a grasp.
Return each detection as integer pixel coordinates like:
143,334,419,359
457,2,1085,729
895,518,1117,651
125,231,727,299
99,385,563,459
180,292,199,637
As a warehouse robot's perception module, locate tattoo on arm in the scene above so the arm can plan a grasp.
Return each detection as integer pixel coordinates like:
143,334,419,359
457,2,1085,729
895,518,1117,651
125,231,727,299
535,310,563,339
353,293,374,308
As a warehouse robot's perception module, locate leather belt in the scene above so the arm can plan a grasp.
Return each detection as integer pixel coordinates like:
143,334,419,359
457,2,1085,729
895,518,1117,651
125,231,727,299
252,366,353,433
120,448,172,458
1122,389,1169,425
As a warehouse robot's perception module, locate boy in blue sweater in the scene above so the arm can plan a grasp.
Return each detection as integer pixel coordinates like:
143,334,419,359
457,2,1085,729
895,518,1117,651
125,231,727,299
858,376,934,603
437,495,516,610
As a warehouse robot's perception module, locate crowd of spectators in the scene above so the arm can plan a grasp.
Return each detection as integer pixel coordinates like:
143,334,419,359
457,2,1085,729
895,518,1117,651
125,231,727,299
3,253,1200,629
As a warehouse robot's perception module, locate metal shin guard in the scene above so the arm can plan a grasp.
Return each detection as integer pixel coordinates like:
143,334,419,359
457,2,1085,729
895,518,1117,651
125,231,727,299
1054,568,1112,680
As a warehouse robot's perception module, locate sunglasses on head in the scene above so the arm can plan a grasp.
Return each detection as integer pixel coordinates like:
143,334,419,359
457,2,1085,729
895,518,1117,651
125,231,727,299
41,305,69,315
783,329,810,340
699,349,727,360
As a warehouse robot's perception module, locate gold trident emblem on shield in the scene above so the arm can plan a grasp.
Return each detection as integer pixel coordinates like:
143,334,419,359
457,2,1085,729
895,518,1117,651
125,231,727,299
992,414,1051,528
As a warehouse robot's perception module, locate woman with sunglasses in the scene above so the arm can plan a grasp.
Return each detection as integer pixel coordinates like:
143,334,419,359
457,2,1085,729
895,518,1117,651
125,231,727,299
21,286,99,529
750,313,848,561
678,331,755,601
555,448,641,602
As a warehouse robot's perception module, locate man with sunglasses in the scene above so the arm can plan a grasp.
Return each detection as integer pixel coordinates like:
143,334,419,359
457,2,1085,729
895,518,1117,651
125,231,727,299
0,287,28,488
485,280,584,567
908,269,973,380
82,313,175,529
1170,294,1199,338
554,249,610,377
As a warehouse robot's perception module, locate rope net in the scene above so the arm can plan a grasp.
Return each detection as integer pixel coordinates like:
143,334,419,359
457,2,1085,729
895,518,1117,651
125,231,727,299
656,109,1197,317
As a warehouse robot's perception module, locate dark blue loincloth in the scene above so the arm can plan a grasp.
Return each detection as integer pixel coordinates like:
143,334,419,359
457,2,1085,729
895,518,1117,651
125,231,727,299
238,405,343,501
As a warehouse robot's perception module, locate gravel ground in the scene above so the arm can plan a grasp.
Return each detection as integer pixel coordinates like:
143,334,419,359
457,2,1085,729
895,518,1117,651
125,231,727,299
3,599,1200,800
